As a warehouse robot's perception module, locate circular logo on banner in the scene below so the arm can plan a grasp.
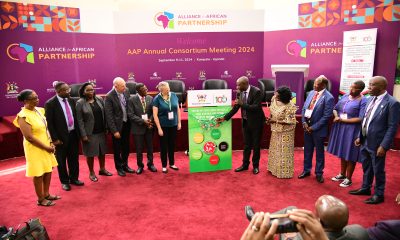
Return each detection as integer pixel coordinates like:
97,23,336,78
193,132,204,144
219,142,229,152
211,129,221,140
203,141,216,154
191,149,203,160
209,155,220,165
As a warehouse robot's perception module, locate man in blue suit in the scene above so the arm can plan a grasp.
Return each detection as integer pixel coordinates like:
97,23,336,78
349,76,400,204
299,75,334,183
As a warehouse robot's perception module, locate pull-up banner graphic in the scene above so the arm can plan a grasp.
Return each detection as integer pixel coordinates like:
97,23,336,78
187,90,232,173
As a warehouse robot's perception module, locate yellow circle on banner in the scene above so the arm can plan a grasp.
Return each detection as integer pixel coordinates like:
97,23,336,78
191,149,202,160
193,132,204,144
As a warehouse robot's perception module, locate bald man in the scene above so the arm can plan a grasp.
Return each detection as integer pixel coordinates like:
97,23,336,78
349,76,400,204
105,77,134,177
217,76,265,174
315,195,369,240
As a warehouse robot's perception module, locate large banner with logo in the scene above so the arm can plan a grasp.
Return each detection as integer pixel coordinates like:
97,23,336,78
339,28,377,95
114,32,263,91
187,90,232,173
263,21,400,101
0,31,262,116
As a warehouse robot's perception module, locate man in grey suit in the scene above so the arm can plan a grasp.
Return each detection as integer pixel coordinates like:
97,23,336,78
105,77,134,177
127,83,157,174
349,76,400,204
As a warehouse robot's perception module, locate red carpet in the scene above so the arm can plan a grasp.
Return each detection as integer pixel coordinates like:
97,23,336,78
0,150,399,239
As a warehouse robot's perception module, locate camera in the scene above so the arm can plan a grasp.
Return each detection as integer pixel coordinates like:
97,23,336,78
245,206,298,233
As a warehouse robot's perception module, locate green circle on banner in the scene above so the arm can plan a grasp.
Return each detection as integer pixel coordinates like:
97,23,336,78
191,149,202,160
211,129,221,140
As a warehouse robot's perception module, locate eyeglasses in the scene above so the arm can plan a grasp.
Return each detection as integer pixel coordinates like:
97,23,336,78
60,88,71,93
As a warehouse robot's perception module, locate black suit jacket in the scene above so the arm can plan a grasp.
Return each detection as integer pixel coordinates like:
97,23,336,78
104,88,130,134
127,94,154,135
224,85,266,129
45,95,79,143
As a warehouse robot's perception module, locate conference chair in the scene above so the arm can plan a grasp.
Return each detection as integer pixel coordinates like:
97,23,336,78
258,78,275,103
165,80,186,104
69,83,84,98
126,82,137,95
202,79,228,90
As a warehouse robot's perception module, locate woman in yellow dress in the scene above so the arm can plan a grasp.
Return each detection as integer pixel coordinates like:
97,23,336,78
267,86,298,178
13,89,60,206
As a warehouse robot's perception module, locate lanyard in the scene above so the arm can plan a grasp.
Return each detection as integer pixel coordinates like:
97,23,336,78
160,93,172,111
34,108,51,140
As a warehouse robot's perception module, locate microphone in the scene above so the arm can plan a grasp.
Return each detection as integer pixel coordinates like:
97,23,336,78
236,91,241,99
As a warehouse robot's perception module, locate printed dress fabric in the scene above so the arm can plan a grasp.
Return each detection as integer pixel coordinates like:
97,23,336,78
267,97,298,178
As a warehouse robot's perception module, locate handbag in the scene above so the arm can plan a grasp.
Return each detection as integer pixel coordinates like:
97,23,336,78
3,219,49,240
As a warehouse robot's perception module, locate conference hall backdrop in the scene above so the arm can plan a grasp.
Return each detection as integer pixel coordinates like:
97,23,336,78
1,0,399,116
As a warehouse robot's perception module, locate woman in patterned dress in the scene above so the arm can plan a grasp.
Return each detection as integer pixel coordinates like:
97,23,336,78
267,86,298,178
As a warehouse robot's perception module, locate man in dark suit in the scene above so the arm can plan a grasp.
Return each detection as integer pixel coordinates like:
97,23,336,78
217,76,265,174
105,77,133,177
299,75,334,183
349,76,400,204
127,83,157,174
45,81,84,191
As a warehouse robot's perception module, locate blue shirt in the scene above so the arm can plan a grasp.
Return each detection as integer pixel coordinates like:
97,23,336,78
152,92,179,127
56,95,75,131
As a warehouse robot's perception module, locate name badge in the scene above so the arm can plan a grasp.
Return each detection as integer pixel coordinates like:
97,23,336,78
304,109,313,118
340,113,348,119
141,114,148,120
168,111,174,120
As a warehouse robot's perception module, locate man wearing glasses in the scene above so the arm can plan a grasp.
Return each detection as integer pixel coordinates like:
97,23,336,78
45,81,84,191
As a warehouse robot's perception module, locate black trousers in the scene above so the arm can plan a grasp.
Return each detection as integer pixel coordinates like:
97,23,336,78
133,130,154,168
112,121,131,171
242,120,263,168
55,130,80,184
159,126,177,168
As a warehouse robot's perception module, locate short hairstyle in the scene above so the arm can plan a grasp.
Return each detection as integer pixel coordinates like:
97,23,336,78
353,80,365,90
17,89,33,102
78,82,95,98
136,83,145,92
316,75,329,87
54,81,67,92
156,81,169,91
276,86,292,104
113,77,125,86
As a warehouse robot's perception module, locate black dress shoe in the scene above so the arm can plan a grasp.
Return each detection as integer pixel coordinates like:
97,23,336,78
316,175,324,183
253,168,259,175
117,170,126,177
70,180,84,186
148,165,157,172
169,165,179,171
235,166,249,172
298,172,311,179
62,184,71,191
123,166,135,173
364,195,384,204
136,167,144,174
99,169,113,176
349,188,371,196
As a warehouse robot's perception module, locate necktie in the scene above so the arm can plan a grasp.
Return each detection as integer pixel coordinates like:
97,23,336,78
141,96,146,112
119,93,126,106
362,96,377,136
62,98,74,127
308,91,319,110
242,92,247,119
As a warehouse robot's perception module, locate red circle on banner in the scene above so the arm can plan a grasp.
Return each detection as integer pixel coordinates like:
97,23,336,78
209,155,219,165
203,141,216,154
